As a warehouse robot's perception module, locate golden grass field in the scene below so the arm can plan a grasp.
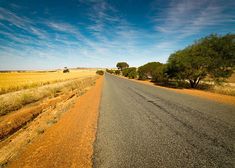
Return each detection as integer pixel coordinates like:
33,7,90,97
0,69,97,94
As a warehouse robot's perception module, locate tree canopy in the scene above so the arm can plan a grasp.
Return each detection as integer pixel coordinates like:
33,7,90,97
166,34,235,88
116,62,129,71
138,62,163,80
122,67,137,79
115,34,235,88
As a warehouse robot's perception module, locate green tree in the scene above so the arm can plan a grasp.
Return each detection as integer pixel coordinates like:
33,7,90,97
152,64,167,82
122,67,137,79
106,69,114,74
138,62,163,80
198,34,235,83
116,62,129,71
166,34,235,88
166,47,208,87
114,70,121,75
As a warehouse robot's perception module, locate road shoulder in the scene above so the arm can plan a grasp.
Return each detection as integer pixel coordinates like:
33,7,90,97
113,74,235,106
7,76,104,168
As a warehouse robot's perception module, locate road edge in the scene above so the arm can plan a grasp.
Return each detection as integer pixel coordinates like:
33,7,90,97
111,74,235,106
7,76,104,168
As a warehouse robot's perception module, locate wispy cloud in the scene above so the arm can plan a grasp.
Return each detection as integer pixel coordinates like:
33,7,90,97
0,7,32,30
84,1,151,51
0,0,234,70
0,1,173,69
154,0,235,38
45,21,79,34
0,7,51,41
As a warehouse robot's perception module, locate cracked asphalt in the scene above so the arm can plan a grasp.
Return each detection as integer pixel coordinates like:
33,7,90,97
93,73,235,168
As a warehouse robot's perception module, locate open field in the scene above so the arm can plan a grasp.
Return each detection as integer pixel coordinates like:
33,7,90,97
0,76,98,139
0,70,99,138
0,77,96,116
0,69,96,94
0,74,99,139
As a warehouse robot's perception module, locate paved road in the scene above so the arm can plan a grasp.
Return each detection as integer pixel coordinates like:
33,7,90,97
93,74,235,168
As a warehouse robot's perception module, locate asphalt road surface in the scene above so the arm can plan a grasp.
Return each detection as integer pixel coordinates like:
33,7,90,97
93,73,235,168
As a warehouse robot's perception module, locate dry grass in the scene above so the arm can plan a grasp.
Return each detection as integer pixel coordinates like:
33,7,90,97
208,73,235,96
228,73,235,83
0,76,98,140
211,84,235,96
0,76,97,116
0,69,96,94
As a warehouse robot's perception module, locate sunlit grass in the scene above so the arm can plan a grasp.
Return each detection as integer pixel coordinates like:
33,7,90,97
0,69,96,94
211,85,235,96
0,76,97,116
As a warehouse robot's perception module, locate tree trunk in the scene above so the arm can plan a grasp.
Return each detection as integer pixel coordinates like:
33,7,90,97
189,78,201,88
195,78,201,88
189,80,195,88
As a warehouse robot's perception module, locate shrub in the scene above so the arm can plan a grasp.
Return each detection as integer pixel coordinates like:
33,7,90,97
152,64,168,83
106,69,114,74
122,68,129,77
138,62,163,80
96,70,104,75
122,67,137,79
115,70,121,75
128,69,138,79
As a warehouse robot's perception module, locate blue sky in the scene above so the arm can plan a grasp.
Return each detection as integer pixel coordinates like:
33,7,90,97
0,0,234,70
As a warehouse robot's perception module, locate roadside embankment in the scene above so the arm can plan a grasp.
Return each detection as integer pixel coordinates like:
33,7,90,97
6,76,103,168
0,76,100,167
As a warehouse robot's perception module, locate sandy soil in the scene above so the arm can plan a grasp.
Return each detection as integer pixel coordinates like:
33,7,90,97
118,75,235,106
0,95,77,166
6,76,103,168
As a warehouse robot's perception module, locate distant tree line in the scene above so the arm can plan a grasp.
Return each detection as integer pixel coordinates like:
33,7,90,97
106,69,121,75
107,34,235,88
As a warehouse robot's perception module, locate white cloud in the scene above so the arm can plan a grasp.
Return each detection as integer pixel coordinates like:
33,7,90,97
3,0,233,69
0,2,168,69
0,7,32,30
154,0,235,38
